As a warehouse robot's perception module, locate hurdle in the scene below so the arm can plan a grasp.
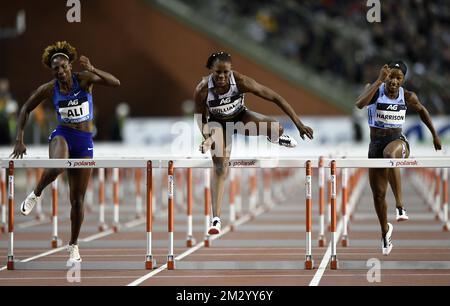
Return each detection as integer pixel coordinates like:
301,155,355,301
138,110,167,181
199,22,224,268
4,156,446,272
229,168,237,231
186,168,196,246
51,178,62,248
1,168,6,234
327,157,450,270
145,161,156,269
3,159,153,270
165,158,318,270
318,156,326,247
98,168,108,231
203,168,211,247
135,168,144,218
411,166,450,231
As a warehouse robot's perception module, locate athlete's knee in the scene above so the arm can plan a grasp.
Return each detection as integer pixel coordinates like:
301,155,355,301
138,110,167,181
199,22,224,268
213,160,229,177
70,197,85,210
373,191,386,203
51,168,65,177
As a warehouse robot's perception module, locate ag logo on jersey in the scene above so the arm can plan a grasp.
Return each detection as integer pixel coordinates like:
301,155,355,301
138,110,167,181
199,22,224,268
67,99,79,106
386,105,398,111
220,97,231,105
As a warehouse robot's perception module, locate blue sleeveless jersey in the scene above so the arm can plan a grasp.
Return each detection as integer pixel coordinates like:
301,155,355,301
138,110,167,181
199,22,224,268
53,74,94,124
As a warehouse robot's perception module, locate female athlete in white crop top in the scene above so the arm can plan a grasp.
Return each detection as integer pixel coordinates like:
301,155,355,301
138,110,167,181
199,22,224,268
194,51,314,235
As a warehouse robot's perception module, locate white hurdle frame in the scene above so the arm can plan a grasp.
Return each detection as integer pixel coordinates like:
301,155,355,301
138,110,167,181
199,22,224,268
2,157,449,271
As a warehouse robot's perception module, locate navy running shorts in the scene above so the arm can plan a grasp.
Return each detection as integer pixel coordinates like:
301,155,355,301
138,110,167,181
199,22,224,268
49,125,94,158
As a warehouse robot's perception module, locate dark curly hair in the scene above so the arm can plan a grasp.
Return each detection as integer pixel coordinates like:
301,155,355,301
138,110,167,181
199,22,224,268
42,41,78,68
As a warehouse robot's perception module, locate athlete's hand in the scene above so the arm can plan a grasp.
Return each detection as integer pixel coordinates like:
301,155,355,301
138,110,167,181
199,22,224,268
10,141,27,159
378,64,390,82
433,135,442,151
79,55,95,72
199,137,214,154
298,125,314,140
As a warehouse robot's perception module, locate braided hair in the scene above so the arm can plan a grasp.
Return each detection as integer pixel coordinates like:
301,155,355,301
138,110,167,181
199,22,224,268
206,51,231,69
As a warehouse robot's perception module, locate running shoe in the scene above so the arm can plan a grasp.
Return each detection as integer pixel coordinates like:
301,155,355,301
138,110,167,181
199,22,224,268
382,223,393,256
67,244,82,263
267,134,297,148
396,207,409,222
20,191,41,216
208,217,221,235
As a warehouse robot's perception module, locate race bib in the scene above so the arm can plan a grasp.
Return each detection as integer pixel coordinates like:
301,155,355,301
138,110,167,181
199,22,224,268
208,94,244,118
375,103,406,126
58,98,90,122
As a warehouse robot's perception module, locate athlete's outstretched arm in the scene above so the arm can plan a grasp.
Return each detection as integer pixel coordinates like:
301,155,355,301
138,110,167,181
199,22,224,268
194,79,214,153
356,64,390,109
234,72,313,140
11,83,52,159
79,55,121,87
405,90,442,151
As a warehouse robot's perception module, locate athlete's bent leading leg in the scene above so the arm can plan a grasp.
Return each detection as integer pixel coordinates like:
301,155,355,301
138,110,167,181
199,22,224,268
20,136,68,216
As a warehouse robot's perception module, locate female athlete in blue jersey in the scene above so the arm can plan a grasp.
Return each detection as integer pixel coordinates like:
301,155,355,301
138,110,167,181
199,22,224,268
356,61,441,255
10,41,120,262
194,52,314,235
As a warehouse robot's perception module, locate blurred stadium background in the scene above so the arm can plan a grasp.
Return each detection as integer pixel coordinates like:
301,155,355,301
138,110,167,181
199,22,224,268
1,0,449,156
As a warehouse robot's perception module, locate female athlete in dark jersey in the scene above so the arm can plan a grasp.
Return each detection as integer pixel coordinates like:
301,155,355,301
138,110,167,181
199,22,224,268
356,61,441,255
194,52,313,235
11,41,120,262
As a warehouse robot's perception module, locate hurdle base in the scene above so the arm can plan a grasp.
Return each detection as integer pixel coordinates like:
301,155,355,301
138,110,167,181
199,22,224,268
167,256,175,270
51,237,63,248
204,237,210,247
7,256,14,270
230,223,235,232
85,205,94,214
98,223,109,232
318,236,326,247
186,236,196,248
0,225,5,234
35,213,46,221
444,223,449,232
330,256,339,270
341,236,349,247
145,255,157,270
435,214,441,221
113,223,121,233
304,256,314,270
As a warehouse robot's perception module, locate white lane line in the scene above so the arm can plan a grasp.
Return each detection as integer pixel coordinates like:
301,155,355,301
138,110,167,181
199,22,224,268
309,222,343,286
80,229,115,242
127,206,266,286
16,219,50,229
309,175,367,286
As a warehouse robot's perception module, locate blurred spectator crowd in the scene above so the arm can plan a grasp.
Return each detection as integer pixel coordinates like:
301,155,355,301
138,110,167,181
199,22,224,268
179,0,450,114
